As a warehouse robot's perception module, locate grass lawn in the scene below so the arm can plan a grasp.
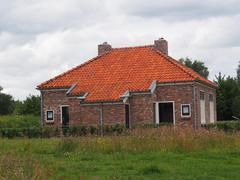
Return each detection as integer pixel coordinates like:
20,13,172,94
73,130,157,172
1,127,240,179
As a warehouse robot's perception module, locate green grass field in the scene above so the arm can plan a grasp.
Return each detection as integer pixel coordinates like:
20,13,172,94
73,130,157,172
1,127,240,179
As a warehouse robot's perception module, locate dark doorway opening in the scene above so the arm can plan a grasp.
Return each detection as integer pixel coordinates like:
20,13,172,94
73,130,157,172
61,106,70,134
159,102,174,123
125,104,130,128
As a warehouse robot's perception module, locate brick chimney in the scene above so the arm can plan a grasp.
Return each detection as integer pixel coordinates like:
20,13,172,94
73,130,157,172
98,42,112,55
154,38,168,55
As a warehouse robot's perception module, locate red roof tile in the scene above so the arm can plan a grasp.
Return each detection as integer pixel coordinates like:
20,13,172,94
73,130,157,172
37,45,217,102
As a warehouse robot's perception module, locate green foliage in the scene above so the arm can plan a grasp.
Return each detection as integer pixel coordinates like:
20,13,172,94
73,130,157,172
232,96,240,118
237,61,240,85
179,57,209,78
0,115,40,128
203,121,240,132
15,95,41,116
214,73,240,120
0,89,15,115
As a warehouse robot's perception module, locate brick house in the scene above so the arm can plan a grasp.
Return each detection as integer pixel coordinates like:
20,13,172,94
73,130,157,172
37,38,217,129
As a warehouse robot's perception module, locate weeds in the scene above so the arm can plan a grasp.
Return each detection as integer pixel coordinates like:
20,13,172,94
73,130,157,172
0,153,48,179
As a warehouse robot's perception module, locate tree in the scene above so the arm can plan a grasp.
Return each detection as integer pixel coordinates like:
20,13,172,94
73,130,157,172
232,96,240,118
0,87,15,115
237,61,240,85
179,57,209,78
16,95,41,116
214,73,240,120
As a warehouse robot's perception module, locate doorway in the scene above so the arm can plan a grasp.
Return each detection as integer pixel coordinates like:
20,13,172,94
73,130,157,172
200,91,206,124
155,102,175,124
125,104,130,128
61,105,70,127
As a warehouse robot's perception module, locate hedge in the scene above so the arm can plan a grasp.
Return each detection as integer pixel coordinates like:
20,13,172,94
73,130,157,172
0,124,127,138
203,120,240,132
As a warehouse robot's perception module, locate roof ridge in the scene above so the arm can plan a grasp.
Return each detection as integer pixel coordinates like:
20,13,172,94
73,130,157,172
113,45,153,50
37,51,111,88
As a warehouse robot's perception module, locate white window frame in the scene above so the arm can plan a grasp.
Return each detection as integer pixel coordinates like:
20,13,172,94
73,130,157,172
46,110,54,122
60,105,70,124
155,101,176,125
181,104,191,118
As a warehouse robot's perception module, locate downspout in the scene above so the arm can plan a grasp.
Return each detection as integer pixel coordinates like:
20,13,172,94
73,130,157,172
40,91,44,127
99,103,104,136
193,83,197,130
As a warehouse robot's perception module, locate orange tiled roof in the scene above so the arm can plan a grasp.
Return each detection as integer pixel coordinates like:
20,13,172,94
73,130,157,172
37,45,217,102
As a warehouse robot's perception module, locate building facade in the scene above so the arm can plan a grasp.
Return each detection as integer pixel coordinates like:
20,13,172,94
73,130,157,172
38,38,217,129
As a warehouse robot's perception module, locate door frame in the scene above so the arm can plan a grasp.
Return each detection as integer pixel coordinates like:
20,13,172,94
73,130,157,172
200,90,206,124
60,105,70,125
155,101,176,125
124,104,130,128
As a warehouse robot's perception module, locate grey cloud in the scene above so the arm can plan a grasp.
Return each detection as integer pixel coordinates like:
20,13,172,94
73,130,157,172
0,0,110,34
121,0,240,21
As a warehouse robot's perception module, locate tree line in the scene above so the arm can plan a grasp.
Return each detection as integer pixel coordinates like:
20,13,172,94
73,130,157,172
0,59,239,120
0,87,40,116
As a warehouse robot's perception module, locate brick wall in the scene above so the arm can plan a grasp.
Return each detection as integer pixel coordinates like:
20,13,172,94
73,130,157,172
41,90,81,126
128,93,154,125
41,82,216,128
41,90,125,126
79,104,125,125
156,84,194,127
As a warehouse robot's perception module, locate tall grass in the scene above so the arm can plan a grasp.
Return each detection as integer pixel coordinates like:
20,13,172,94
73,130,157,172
1,126,240,178
0,153,48,179
55,127,240,153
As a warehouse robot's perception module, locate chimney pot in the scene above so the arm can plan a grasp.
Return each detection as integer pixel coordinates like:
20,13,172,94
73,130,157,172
98,42,112,55
154,38,168,55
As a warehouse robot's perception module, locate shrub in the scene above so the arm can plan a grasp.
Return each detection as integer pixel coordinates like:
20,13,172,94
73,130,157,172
42,126,60,138
203,121,240,132
0,115,40,129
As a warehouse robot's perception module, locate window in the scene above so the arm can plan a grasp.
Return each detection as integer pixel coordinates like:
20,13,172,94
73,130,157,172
46,110,54,122
200,91,205,100
181,104,191,117
209,94,213,101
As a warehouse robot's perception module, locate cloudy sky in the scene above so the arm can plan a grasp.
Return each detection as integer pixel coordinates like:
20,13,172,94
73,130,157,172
0,0,239,100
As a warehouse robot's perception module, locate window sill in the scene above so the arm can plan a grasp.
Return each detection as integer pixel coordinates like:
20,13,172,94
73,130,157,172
45,120,54,124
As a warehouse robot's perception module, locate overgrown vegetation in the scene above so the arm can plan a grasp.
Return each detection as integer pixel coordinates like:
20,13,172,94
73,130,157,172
0,127,240,179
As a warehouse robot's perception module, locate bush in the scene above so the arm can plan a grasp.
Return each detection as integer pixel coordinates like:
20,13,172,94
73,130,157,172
203,121,240,132
0,115,40,129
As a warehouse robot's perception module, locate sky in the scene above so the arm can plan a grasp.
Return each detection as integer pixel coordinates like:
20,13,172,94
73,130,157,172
0,0,239,100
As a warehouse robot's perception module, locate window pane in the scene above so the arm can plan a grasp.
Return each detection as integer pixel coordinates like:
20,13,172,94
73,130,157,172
47,111,53,121
200,91,205,100
209,94,213,101
181,104,190,116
